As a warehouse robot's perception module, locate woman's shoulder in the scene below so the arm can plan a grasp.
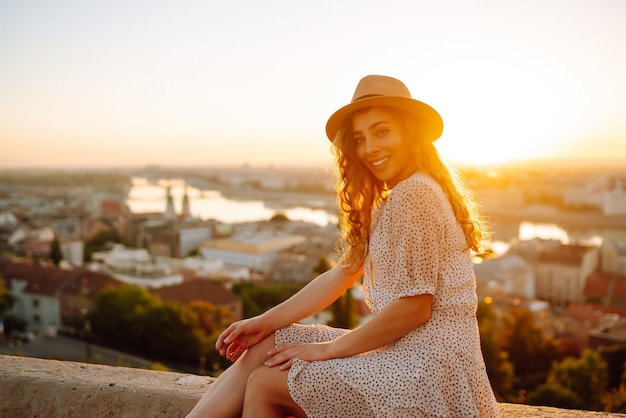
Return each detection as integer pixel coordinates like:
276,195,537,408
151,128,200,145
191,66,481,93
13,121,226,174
392,172,443,199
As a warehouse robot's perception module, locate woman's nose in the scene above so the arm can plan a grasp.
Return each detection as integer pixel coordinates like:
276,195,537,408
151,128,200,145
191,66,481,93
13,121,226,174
364,136,379,154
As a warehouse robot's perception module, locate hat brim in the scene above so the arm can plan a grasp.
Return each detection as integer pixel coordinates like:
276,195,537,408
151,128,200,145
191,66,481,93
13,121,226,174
325,96,443,143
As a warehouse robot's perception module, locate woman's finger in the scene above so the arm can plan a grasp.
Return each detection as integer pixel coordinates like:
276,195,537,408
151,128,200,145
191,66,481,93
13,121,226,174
226,339,248,362
216,324,236,350
266,346,298,367
223,324,241,344
268,344,293,356
279,358,293,371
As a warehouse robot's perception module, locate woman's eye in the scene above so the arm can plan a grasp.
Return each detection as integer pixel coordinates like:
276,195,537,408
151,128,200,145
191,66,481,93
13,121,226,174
354,136,364,145
375,129,389,137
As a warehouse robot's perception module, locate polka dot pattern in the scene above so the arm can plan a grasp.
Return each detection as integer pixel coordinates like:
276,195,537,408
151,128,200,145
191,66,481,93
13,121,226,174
276,173,502,417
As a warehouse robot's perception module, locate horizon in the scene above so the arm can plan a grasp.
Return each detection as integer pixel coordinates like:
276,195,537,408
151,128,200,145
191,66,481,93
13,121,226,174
1,0,625,169
1,155,625,173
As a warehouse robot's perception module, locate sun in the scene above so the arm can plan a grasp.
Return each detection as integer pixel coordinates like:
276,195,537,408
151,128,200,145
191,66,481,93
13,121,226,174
421,48,585,168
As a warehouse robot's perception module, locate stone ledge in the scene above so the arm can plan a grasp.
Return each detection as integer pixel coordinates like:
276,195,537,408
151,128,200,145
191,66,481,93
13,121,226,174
1,355,625,417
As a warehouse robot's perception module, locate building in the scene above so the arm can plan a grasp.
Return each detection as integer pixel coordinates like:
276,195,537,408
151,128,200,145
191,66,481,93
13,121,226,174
584,271,626,307
58,270,123,333
90,244,183,289
1,260,77,334
473,254,535,299
200,231,306,275
604,178,626,215
535,244,599,308
600,241,626,275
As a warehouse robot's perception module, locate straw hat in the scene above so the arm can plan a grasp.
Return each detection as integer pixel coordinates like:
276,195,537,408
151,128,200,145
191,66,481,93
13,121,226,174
325,75,443,143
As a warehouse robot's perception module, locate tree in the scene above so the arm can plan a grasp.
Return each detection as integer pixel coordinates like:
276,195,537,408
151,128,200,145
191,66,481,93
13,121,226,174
140,301,199,362
232,282,303,318
328,287,357,329
603,386,626,413
547,348,609,411
190,300,233,335
312,257,332,276
525,381,583,410
499,307,560,392
87,285,161,348
603,364,626,413
87,283,245,369
0,278,16,319
269,213,290,222
477,301,514,400
2,315,27,335
84,229,121,262
49,235,63,266
600,344,626,390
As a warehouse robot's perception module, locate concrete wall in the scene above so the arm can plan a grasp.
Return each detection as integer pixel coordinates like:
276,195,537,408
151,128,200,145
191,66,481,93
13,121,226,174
1,355,624,418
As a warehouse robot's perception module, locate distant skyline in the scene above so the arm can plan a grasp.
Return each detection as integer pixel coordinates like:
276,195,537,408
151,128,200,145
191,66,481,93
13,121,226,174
1,0,625,169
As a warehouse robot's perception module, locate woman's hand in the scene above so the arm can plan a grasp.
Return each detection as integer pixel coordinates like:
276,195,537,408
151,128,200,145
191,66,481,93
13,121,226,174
216,316,272,362
265,342,333,371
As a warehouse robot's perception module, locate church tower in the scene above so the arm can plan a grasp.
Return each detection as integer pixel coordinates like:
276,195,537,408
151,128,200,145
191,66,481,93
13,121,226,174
164,185,176,219
182,183,191,220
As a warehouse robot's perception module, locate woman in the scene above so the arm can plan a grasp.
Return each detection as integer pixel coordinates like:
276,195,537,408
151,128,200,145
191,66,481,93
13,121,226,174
185,75,502,417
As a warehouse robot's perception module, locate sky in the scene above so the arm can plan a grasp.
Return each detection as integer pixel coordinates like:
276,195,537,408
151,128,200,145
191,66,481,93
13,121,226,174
1,0,625,169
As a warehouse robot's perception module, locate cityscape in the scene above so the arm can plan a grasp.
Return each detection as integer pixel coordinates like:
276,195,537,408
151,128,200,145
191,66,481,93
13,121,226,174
1,160,626,412
2,0,626,415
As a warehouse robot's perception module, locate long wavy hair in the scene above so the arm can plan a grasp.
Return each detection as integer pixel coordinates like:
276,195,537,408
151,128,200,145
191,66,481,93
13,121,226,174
332,106,488,272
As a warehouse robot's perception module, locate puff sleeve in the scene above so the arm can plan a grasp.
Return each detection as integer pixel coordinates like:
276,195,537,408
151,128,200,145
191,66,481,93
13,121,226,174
387,177,446,298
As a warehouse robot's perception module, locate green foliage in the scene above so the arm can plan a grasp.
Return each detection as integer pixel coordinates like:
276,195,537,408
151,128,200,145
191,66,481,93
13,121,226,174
86,284,235,367
600,344,626,389
2,314,27,334
269,213,290,222
190,300,233,335
548,348,609,411
87,285,161,345
603,365,626,413
328,288,357,329
140,302,200,362
525,382,583,410
232,282,303,318
49,235,63,266
84,229,121,262
477,301,514,400
603,386,626,413
499,307,560,392
312,257,332,276
0,278,17,319
200,332,232,374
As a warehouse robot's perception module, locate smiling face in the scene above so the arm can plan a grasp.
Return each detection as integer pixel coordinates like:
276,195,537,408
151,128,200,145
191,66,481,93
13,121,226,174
351,107,417,188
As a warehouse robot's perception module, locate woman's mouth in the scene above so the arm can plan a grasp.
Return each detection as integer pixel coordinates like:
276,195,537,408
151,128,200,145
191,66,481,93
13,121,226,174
371,157,390,167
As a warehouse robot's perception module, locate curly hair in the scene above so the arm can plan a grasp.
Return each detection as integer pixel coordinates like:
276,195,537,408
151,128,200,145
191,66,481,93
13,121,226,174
331,106,488,272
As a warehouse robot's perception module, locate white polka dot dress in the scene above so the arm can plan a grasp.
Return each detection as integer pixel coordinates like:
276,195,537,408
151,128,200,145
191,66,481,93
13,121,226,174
275,173,502,417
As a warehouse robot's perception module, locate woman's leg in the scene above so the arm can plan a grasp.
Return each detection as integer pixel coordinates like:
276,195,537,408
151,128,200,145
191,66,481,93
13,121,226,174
242,365,307,418
185,333,276,418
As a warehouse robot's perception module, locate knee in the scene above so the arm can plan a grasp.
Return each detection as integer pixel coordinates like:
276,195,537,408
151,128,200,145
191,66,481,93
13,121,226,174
244,366,274,408
246,365,272,396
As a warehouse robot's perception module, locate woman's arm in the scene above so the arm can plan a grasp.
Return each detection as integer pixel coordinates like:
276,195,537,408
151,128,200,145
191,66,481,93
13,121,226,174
261,262,364,330
328,293,432,357
266,293,432,369
217,261,363,359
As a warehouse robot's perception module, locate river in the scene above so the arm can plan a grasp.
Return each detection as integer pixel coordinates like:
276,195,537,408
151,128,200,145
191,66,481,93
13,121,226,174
125,177,626,249
125,177,338,227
